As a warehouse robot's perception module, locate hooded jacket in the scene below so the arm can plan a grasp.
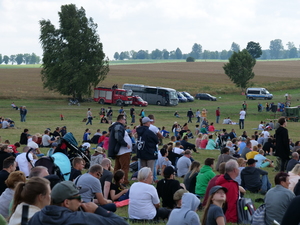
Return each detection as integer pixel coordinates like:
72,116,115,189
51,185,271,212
108,122,128,158
215,173,239,223
195,165,216,196
241,166,267,192
275,126,290,160
28,205,129,225
166,193,201,225
136,125,159,160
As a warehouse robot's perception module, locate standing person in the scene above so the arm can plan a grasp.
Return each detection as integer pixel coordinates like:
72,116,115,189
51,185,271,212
130,111,135,126
136,117,159,174
86,108,93,125
107,107,113,124
202,186,227,225
195,109,200,123
130,106,135,119
275,117,290,172
139,109,145,118
242,101,247,111
108,115,132,185
239,108,246,129
187,108,194,123
216,107,220,124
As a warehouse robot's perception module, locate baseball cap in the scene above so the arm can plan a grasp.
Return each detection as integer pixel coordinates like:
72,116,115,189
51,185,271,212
163,166,175,177
51,181,88,204
82,142,91,149
209,185,228,196
173,189,189,201
247,158,258,165
142,117,152,124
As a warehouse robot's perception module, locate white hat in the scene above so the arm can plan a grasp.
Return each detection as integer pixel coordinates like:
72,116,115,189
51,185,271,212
82,142,91,149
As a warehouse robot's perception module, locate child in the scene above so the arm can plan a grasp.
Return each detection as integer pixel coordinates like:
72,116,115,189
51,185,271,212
109,170,129,201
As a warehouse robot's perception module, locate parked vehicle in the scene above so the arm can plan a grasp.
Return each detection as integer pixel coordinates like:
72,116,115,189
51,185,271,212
195,93,217,101
177,92,187,102
122,83,178,106
132,95,148,106
94,87,133,106
246,88,273,100
181,91,194,102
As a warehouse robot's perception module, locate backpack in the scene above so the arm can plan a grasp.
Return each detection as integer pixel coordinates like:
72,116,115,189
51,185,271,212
251,204,266,225
237,197,255,225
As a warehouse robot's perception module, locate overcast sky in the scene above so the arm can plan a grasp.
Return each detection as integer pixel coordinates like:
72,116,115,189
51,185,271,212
1,0,300,59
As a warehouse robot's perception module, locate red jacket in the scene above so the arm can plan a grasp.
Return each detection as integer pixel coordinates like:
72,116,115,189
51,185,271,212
215,173,239,223
202,175,221,207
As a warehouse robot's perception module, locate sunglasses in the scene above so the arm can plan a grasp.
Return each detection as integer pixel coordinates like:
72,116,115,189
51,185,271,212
68,195,82,201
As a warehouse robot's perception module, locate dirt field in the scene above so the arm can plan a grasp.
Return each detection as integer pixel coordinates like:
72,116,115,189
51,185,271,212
1,60,300,99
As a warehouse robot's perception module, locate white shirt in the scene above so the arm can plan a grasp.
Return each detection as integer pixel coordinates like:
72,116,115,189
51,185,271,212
262,131,270,139
239,110,246,119
173,147,184,155
250,140,259,148
258,124,264,130
16,152,33,177
129,182,160,219
117,131,132,156
27,141,38,149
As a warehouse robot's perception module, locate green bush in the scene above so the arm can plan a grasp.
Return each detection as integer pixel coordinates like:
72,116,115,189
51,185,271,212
186,56,195,62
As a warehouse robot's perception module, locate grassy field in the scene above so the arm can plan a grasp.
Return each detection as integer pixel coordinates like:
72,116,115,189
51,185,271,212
1,60,300,224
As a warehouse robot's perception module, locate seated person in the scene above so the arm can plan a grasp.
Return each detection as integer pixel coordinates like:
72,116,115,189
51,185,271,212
176,150,192,178
246,145,259,160
156,166,184,209
286,152,300,172
69,157,85,181
42,129,57,147
174,111,180,117
241,158,271,194
195,158,216,197
180,135,197,153
262,138,274,155
254,149,274,168
100,116,109,124
200,125,208,134
11,102,18,110
161,126,170,138
258,121,265,130
109,170,129,201
157,148,173,175
173,142,185,155
184,161,201,194
215,147,236,171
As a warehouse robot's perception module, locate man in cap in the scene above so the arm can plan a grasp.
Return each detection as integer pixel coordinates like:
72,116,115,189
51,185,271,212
108,114,132,185
156,166,185,209
136,117,159,174
28,181,129,225
241,158,271,194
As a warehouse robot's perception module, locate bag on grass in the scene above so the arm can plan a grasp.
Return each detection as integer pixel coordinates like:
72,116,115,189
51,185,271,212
237,197,255,225
251,204,266,225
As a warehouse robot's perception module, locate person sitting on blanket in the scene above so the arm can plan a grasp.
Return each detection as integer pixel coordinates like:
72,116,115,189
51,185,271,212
109,170,129,201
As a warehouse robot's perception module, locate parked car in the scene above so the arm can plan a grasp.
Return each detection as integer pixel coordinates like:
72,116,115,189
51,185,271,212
132,95,148,106
177,92,187,102
195,93,217,101
181,91,194,102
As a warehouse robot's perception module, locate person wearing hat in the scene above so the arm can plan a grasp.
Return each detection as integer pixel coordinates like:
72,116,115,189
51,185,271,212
90,147,105,168
241,158,271,194
202,186,227,225
136,117,159,175
156,166,185,209
167,193,201,225
108,115,132,185
28,180,129,225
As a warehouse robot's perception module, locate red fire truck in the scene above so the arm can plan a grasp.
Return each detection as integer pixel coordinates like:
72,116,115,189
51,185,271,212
93,87,133,106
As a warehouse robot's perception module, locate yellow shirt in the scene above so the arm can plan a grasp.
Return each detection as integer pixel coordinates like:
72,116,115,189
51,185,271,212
246,151,259,159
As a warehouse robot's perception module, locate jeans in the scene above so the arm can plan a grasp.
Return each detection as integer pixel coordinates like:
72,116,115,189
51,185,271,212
99,203,117,212
260,175,271,194
197,117,200,123
114,152,131,185
188,117,192,123
86,117,92,125
216,116,220,124
153,159,158,181
239,119,244,129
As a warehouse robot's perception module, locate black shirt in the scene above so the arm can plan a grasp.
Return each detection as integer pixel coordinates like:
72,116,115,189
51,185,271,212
100,169,113,193
69,168,82,181
0,170,9,195
156,179,182,209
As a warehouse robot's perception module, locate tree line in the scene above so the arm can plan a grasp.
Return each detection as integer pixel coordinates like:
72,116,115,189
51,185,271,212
113,39,300,60
0,53,41,65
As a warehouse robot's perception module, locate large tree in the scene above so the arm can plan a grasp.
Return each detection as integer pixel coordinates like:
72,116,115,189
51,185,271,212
113,52,119,60
175,48,182,59
16,54,24,65
223,49,256,92
246,41,262,59
269,39,283,59
162,49,169,59
39,4,109,100
231,42,240,52
190,43,202,59
10,55,16,65
3,55,9,64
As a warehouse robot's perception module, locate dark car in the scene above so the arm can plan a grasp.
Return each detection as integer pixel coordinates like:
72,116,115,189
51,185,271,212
195,93,217,101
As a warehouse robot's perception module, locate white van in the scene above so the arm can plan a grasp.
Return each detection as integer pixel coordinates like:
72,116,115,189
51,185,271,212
246,88,273,100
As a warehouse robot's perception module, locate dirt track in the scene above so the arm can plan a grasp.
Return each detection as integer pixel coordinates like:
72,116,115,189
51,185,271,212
1,60,300,99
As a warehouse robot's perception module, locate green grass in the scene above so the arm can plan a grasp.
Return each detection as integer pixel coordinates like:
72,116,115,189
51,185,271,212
0,90,298,224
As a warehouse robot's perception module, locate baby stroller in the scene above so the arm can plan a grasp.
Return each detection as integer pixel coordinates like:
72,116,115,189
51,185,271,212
55,132,91,169
26,148,71,181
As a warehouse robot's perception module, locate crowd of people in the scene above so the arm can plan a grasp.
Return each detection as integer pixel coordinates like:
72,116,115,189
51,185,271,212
1,102,300,225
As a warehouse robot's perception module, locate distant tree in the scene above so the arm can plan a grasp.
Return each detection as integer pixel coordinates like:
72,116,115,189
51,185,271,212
269,39,283,59
23,53,31,64
3,55,9,64
30,53,38,64
231,42,240,52
289,47,298,58
119,52,125,60
246,41,262,59
169,50,176,59
190,43,202,59
114,52,119,60
162,49,169,59
202,50,210,59
211,51,219,59
10,55,16,65
39,4,109,100
0,54,2,64
136,50,147,59
227,50,233,59
223,49,256,92
182,54,188,59
151,49,162,59
260,50,269,60
186,56,195,62
130,50,137,59
15,54,24,65
175,48,182,59
220,50,228,60
286,41,295,50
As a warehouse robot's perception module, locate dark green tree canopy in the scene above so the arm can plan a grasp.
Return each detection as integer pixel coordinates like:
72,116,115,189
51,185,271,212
246,41,262,59
3,55,9,64
223,49,256,91
175,48,182,59
16,54,24,65
114,52,119,60
190,43,202,59
269,39,283,59
39,4,109,100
